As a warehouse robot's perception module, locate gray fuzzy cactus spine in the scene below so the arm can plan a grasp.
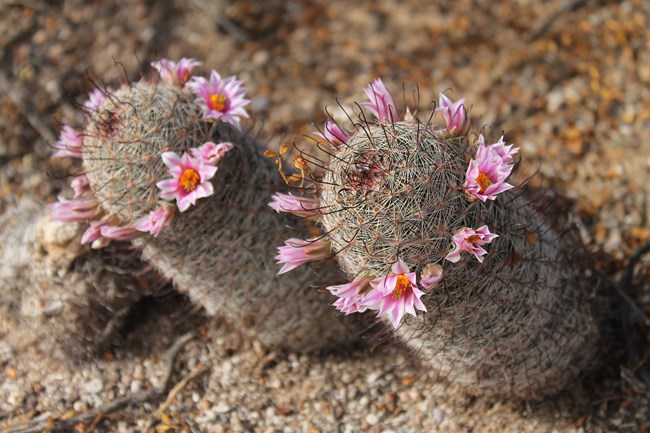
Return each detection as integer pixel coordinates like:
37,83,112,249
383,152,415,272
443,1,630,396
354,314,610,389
50,59,360,352
276,79,600,399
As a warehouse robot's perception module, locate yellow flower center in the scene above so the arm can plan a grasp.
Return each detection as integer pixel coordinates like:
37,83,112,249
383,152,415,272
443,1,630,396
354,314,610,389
466,234,481,246
209,94,227,111
179,168,200,192
476,172,493,193
392,274,411,300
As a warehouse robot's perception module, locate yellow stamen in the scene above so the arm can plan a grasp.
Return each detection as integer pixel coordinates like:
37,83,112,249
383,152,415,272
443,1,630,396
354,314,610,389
475,172,493,193
179,168,200,192
209,94,227,111
392,274,411,300
466,235,481,246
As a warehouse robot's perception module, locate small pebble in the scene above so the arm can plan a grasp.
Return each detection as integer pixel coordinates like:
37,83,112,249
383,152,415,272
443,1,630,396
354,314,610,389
365,413,379,425
83,378,104,395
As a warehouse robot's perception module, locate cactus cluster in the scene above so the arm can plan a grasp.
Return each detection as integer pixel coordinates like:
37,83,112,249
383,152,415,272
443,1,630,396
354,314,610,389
47,61,603,398
48,59,361,352
272,79,601,398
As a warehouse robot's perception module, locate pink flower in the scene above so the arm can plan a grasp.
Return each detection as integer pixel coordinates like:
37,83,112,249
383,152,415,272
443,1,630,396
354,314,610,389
268,193,320,220
187,70,250,129
361,78,398,122
190,141,233,166
133,206,174,237
275,238,330,274
151,58,202,86
84,88,109,114
156,151,217,212
70,175,90,198
476,134,519,164
52,125,83,159
363,258,427,329
445,226,498,263
436,92,470,137
49,196,100,223
420,263,444,291
327,278,372,315
99,224,139,241
464,135,518,202
315,120,349,148
81,220,111,249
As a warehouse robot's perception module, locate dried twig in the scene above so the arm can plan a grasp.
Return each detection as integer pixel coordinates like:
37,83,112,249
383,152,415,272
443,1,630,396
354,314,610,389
527,0,591,42
3,331,197,433
190,0,249,42
0,70,56,144
142,364,210,433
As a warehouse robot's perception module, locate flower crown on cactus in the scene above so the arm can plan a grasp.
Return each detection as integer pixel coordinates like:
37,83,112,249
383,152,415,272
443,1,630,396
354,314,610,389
49,58,250,248
270,78,519,329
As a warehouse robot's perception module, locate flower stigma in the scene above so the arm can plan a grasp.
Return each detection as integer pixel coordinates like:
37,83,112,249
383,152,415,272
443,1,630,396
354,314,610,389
476,172,493,193
209,94,227,111
180,168,201,192
392,274,411,299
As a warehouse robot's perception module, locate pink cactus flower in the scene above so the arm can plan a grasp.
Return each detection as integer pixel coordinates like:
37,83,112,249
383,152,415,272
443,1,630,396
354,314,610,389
363,258,428,329
81,220,111,249
52,125,83,159
151,58,202,86
70,175,90,198
275,238,330,274
268,193,320,220
445,226,498,263
436,93,470,137
464,136,517,202
99,224,140,241
133,206,174,237
190,141,233,166
156,151,217,212
476,134,519,164
420,263,444,291
49,196,100,223
187,70,250,129
327,278,372,315
315,119,349,148
361,78,398,122
83,88,109,114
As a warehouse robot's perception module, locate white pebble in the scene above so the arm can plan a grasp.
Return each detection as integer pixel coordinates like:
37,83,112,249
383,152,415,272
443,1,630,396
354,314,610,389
365,413,379,425
432,408,445,424
130,380,142,393
83,378,104,395
214,401,231,413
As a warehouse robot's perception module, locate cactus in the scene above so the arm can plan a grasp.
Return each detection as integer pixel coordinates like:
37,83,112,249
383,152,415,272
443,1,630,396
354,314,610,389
49,59,360,352
273,79,601,398
0,198,158,357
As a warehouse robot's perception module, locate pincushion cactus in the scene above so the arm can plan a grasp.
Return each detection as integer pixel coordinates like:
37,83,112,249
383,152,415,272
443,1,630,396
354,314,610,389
49,59,360,352
273,79,601,398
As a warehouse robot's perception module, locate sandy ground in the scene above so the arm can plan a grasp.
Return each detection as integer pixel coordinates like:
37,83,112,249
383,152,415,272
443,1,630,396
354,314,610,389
1,0,649,432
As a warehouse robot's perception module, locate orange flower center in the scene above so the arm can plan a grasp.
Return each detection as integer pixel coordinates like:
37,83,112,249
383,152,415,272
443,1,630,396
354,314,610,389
179,168,201,192
475,172,493,193
392,274,412,300
466,235,481,246
208,94,227,111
